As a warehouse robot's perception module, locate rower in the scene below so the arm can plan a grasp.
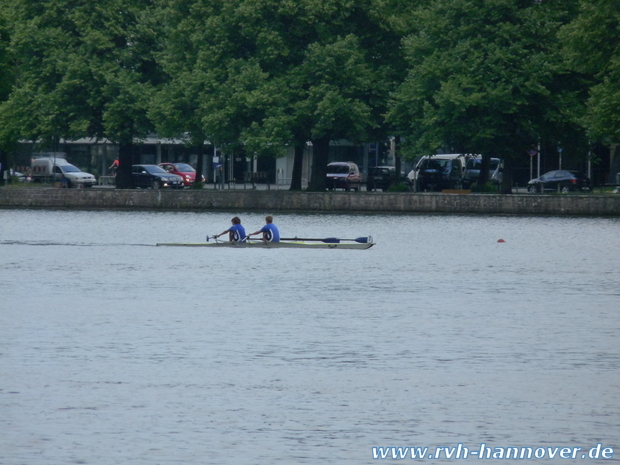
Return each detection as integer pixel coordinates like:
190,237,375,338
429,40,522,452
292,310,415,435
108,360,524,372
247,215,280,243
213,216,247,243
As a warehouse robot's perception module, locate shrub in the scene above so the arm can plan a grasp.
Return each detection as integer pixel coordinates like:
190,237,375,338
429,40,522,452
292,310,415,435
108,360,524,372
387,182,410,192
471,182,498,193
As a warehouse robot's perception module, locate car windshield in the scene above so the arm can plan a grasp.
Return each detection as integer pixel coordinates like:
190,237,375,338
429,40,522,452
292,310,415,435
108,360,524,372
466,159,500,170
143,165,167,174
421,159,449,169
174,163,195,172
328,165,350,174
61,164,80,173
370,168,390,176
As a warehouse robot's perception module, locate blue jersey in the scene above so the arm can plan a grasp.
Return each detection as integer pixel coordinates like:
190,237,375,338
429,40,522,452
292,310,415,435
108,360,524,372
229,224,246,242
260,223,280,242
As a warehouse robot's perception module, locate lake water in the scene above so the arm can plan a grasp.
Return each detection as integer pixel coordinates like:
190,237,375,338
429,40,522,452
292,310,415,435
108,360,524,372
1,209,619,464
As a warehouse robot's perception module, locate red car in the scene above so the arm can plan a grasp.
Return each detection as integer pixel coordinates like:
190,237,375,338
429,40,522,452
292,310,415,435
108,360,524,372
158,162,204,187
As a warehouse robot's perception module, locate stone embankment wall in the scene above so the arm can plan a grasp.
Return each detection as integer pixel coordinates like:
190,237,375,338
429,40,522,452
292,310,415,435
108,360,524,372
1,188,620,216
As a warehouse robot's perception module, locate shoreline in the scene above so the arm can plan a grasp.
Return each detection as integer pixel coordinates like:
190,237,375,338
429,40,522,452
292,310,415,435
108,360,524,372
1,187,620,216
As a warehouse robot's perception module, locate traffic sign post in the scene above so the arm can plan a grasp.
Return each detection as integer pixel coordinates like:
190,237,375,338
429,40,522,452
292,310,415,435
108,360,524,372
529,149,537,181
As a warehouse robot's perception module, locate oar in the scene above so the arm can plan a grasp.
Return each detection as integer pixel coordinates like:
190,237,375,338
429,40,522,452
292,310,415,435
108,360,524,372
207,234,255,243
280,236,370,244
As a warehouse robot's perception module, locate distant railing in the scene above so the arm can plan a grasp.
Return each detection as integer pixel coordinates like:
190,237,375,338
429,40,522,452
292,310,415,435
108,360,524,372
243,171,270,189
99,176,116,186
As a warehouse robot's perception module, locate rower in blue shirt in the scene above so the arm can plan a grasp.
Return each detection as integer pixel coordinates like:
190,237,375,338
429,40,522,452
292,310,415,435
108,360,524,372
248,215,280,242
213,216,246,243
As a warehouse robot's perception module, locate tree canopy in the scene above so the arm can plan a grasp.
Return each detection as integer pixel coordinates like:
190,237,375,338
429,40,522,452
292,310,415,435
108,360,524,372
560,0,620,142
388,0,586,161
0,0,162,187
153,0,407,190
0,0,617,190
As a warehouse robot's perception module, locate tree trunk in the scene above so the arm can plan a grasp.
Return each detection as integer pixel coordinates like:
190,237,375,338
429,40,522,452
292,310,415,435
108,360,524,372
193,143,205,188
307,136,330,192
394,136,401,183
289,140,305,191
0,150,8,185
477,152,491,186
115,142,134,189
500,158,513,194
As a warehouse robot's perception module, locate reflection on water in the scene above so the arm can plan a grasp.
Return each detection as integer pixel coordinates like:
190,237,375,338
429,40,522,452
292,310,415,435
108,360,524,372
1,210,619,464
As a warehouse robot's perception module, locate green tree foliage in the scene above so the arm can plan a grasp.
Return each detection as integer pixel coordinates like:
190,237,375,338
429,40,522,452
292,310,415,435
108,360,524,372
560,0,620,142
0,3,16,173
3,0,613,194
155,0,406,191
0,2,15,146
388,0,584,190
0,4,11,104
0,0,161,187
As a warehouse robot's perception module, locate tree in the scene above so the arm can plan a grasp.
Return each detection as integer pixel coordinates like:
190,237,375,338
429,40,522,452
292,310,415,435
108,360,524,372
0,2,17,176
1,0,161,188
388,0,583,192
156,0,406,191
560,0,620,142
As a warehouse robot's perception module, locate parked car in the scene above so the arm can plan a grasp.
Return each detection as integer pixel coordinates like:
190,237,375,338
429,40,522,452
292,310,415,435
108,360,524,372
131,164,184,189
326,162,361,191
31,157,97,188
367,166,411,191
10,169,28,182
527,170,591,193
407,154,467,191
159,162,204,187
462,157,503,188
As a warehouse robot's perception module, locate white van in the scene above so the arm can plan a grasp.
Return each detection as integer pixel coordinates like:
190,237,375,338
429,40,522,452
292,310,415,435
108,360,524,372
31,157,97,188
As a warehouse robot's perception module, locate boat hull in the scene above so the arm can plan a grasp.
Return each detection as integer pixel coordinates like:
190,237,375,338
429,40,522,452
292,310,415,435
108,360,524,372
156,241,374,249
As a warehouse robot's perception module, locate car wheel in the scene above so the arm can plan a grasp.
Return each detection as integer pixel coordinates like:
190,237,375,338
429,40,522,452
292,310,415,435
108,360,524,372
152,179,161,189
527,184,537,193
561,186,570,194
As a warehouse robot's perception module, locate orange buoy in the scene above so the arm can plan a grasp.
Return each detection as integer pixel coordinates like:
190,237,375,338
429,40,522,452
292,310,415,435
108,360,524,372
497,239,506,243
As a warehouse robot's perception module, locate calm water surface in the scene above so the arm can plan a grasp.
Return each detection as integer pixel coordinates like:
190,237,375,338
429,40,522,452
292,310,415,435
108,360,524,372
1,209,619,464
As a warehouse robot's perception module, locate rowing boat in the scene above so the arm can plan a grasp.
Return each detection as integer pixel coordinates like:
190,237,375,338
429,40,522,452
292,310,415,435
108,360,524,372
156,240,374,249
156,237,375,249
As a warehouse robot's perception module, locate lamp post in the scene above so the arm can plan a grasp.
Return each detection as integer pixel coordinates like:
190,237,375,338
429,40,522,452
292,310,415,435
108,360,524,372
529,149,537,181
537,141,541,178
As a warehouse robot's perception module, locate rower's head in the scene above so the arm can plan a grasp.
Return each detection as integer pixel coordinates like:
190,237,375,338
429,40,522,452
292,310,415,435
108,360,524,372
265,215,273,224
231,216,241,224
